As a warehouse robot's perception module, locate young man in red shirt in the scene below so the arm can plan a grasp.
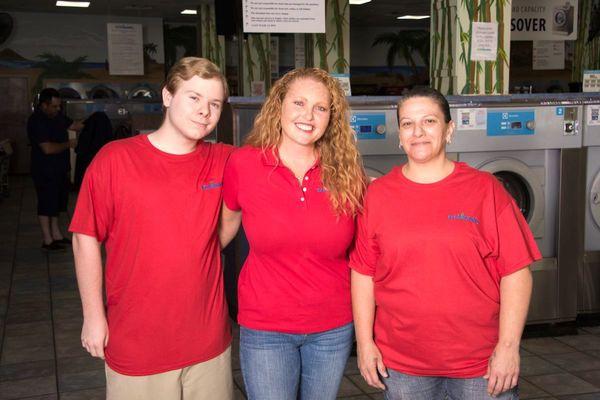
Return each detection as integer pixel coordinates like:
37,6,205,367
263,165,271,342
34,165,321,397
70,58,234,399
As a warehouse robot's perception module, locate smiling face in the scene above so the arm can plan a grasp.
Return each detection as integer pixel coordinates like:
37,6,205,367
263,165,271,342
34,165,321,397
398,96,455,164
162,75,225,144
279,77,331,149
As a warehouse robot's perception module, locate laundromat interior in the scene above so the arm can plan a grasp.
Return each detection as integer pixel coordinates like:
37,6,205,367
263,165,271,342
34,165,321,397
1,0,600,398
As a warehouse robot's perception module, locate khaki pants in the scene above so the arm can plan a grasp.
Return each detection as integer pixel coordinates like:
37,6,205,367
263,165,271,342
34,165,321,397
105,346,233,400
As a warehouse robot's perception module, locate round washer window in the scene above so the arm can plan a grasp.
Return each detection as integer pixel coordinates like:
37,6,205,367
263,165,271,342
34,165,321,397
493,171,531,221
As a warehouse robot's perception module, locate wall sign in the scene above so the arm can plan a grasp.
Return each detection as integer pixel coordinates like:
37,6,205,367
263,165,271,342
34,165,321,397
532,40,565,70
511,0,578,41
107,23,144,75
242,0,326,33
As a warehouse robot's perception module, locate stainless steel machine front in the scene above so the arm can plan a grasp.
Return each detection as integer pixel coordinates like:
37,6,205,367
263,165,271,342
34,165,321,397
581,99,600,315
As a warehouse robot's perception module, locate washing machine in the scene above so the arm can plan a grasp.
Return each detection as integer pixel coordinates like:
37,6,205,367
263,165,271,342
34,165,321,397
581,100,600,314
449,99,584,323
348,97,405,177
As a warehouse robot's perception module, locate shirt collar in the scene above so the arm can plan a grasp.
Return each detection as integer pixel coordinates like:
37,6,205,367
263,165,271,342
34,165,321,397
260,146,321,170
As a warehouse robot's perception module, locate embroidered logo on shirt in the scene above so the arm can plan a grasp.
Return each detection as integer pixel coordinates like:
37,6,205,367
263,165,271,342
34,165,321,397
316,187,328,193
201,182,223,190
448,213,480,224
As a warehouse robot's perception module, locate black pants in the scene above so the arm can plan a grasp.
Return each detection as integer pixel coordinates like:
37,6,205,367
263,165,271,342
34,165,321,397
33,174,69,217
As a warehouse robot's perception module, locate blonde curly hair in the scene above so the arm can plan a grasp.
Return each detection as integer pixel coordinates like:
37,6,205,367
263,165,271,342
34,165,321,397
245,68,366,216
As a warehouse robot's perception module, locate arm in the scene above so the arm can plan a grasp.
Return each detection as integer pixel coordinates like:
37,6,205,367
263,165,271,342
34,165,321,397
39,139,77,155
73,232,109,359
219,203,242,248
69,120,84,131
485,267,533,396
352,269,387,390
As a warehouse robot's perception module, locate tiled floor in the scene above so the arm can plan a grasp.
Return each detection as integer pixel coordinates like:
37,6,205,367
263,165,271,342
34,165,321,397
1,177,600,399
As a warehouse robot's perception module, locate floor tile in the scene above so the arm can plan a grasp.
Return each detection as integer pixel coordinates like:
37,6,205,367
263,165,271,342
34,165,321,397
0,375,56,399
521,356,563,377
57,355,104,375
336,376,363,397
347,374,382,394
543,352,600,372
58,368,105,392
521,338,576,355
519,378,552,399
0,344,54,365
0,360,55,382
59,387,105,400
3,321,52,337
526,373,600,396
556,335,600,351
573,370,600,388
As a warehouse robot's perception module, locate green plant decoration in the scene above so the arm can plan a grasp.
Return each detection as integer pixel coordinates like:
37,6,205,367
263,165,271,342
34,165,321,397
32,53,93,96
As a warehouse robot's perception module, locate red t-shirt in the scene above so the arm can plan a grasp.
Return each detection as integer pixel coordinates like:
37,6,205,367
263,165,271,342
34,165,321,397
69,134,233,376
350,162,541,378
223,146,355,333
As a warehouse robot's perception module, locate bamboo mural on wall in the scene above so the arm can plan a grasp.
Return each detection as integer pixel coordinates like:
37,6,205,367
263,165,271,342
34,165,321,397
572,0,600,82
431,0,511,95
242,34,271,96
304,0,350,74
200,4,225,71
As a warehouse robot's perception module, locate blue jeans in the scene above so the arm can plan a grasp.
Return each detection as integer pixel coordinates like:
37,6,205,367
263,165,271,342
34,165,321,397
384,368,519,400
239,323,354,400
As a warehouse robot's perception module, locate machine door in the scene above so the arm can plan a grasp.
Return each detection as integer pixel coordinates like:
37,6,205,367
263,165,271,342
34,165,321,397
478,158,545,238
89,85,120,99
591,170,600,230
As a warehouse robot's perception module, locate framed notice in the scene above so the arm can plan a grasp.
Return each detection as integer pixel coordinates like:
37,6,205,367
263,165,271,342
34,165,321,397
107,23,144,75
583,70,600,93
243,0,326,33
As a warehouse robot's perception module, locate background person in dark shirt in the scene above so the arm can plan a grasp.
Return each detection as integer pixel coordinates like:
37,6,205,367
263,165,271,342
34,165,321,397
27,88,82,251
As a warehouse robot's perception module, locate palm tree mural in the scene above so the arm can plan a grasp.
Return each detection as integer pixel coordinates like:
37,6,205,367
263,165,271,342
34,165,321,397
32,53,93,96
372,30,430,77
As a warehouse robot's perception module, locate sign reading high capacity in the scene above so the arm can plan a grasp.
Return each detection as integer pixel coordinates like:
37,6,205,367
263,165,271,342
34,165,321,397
511,0,578,41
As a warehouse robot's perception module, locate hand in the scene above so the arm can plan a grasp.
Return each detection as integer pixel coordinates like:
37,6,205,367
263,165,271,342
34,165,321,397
70,120,84,131
81,316,109,359
357,340,388,390
484,343,520,397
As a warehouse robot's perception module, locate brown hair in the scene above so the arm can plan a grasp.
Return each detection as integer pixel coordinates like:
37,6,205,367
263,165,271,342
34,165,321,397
163,57,229,99
245,68,367,216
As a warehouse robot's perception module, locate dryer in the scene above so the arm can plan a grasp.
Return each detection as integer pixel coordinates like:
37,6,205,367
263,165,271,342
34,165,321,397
449,99,583,323
581,100,600,314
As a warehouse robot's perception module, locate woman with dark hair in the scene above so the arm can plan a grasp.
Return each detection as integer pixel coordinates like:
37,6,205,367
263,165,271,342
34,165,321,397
351,86,540,399
219,67,367,400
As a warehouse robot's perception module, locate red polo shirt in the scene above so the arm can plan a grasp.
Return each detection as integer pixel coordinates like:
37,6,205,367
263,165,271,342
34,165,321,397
350,162,541,378
223,145,355,333
70,135,233,375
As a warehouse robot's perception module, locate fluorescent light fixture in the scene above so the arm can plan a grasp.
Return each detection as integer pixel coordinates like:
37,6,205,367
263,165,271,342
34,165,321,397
397,15,430,20
349,0,372,4
56,1,90,7
181,9,197,15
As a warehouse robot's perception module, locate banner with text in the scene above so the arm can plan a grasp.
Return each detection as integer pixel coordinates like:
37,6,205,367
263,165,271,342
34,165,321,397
511,0,578,41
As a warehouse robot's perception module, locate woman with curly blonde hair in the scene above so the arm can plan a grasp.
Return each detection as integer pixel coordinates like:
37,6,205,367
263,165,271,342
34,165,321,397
220,67,367,400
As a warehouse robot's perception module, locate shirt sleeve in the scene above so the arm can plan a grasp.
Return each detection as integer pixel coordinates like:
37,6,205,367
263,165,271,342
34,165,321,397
28,116,52,145
349,192,380,277
222,149,241,211
68,148,114,242
493,198,542,277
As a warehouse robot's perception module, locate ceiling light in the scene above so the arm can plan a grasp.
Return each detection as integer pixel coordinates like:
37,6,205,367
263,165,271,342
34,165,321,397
181,9,197,15
349,0,372,5
56,1,90,7
397,15,430,20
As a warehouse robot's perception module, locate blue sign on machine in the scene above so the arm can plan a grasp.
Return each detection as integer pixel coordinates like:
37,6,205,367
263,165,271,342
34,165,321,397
350,113,387,140
487,110,535,136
